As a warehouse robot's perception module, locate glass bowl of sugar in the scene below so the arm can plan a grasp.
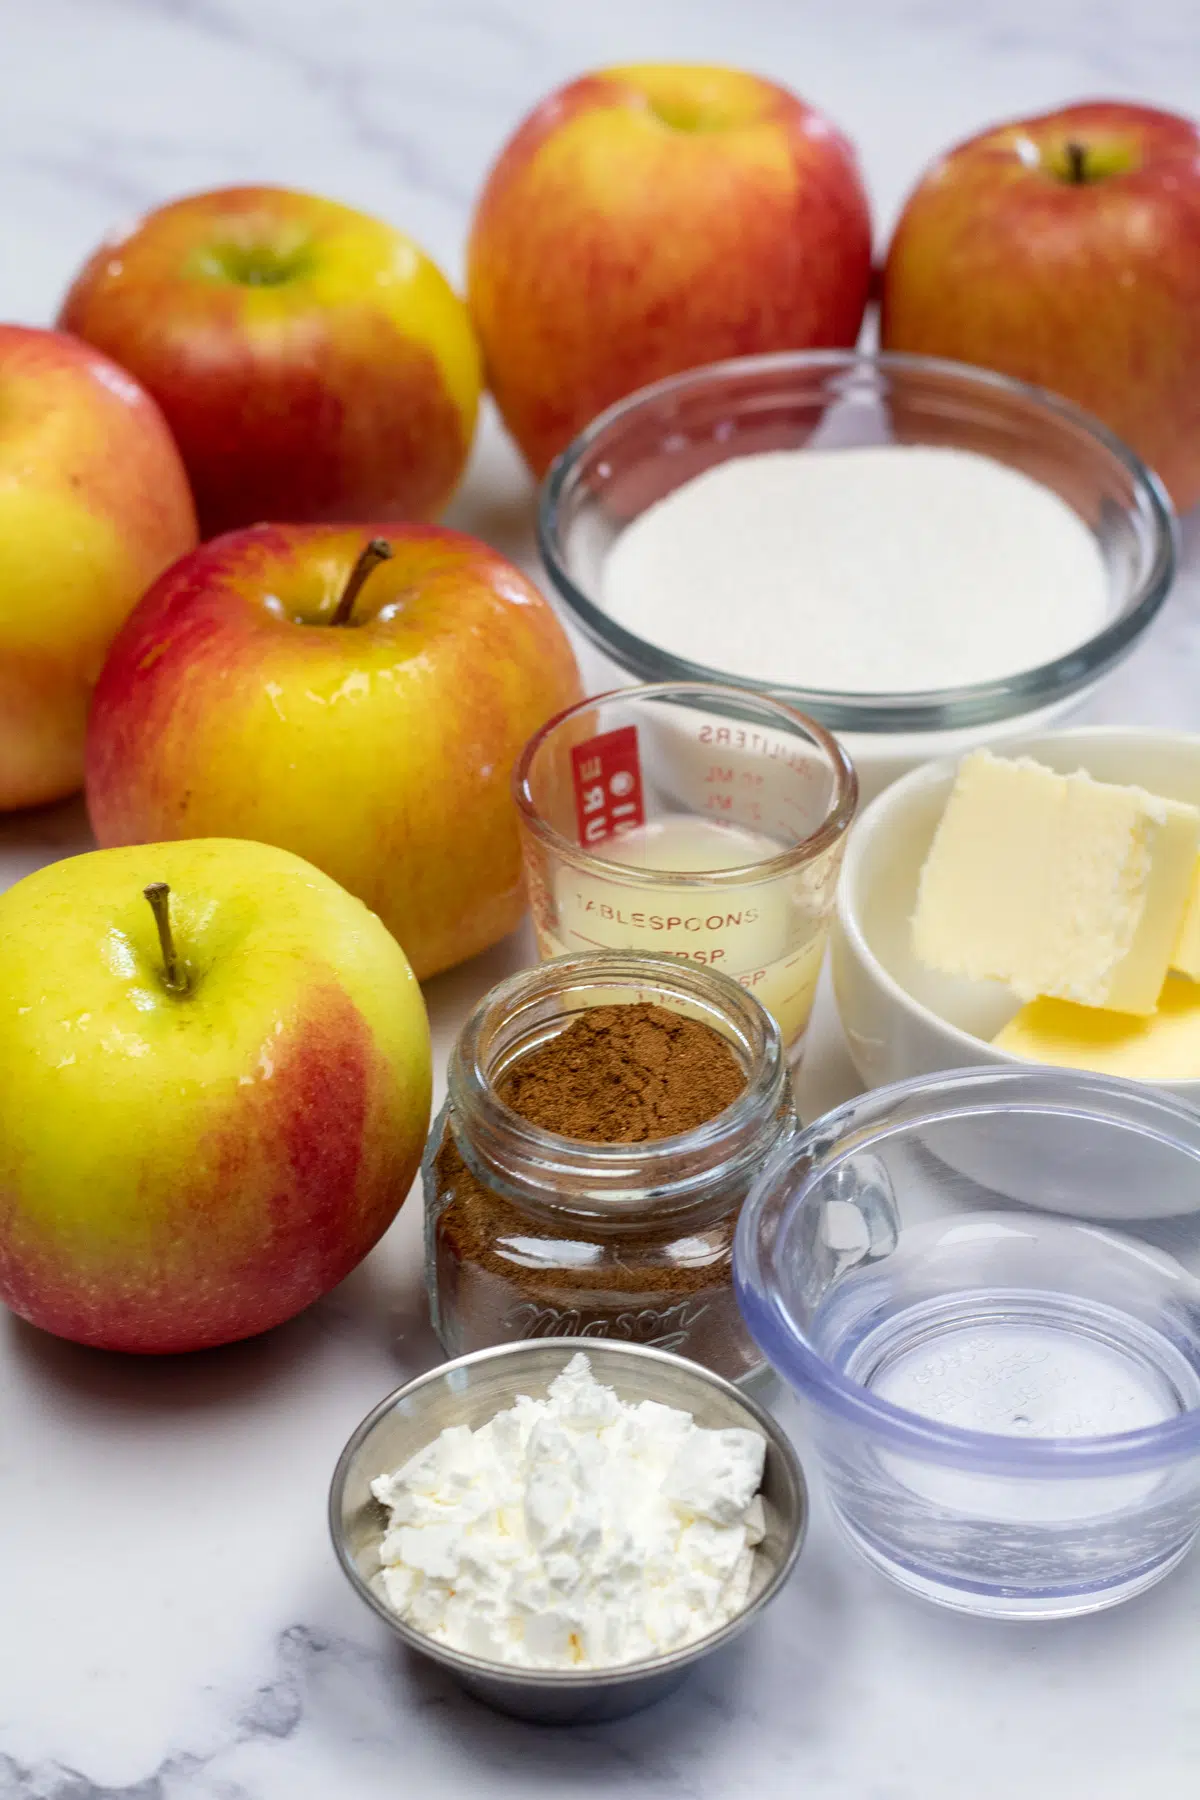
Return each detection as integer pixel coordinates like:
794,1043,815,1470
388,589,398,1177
538,351,1176,802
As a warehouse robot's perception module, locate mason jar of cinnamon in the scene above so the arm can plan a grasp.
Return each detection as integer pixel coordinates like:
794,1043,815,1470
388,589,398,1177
423,952,796,1385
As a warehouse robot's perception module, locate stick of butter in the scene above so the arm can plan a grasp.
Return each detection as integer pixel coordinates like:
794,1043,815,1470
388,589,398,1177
994,976,1200,1081
912,750,1200,1015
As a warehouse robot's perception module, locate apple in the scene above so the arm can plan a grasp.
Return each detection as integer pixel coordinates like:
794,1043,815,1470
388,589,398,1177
881,101,1200,512
85,523,582,980
57,185,482,538
467,63,873,475
0,324,196,813
0,838,431,1353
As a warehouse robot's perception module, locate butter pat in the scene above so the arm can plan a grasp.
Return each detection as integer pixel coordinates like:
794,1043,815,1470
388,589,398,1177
994,976,1200,1081
1172,858,1200,980
913,750,1200,1016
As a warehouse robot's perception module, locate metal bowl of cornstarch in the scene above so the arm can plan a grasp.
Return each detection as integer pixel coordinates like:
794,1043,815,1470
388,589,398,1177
329,1338,807,1723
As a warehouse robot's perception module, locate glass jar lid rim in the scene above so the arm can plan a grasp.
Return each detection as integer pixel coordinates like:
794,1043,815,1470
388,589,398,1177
446,951,791,1199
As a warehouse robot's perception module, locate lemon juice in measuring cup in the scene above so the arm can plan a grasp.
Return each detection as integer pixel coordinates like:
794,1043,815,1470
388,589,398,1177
513,685,858,1058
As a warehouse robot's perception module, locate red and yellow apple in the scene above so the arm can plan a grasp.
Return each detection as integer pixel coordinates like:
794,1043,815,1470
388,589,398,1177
0,838,431,1353
881,101,1200,512
0,324,196,812
467,63,873,474
58,185,482,537
85,524,581,979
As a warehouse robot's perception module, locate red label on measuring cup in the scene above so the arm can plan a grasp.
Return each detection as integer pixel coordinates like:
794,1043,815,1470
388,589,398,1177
571,726,645,847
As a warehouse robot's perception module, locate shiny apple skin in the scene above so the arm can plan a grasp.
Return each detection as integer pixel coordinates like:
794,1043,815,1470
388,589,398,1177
0,838,431,1353
468,63,873,475
0,324,197,810
59,185,481,536
882,101,1200,511
84,523,582,979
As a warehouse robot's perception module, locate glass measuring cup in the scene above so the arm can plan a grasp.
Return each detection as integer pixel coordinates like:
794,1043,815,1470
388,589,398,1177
513,684,858,1060
735,1066,1200,1619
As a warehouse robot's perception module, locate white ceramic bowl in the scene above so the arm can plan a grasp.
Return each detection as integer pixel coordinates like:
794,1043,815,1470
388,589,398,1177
830,727,1200,1103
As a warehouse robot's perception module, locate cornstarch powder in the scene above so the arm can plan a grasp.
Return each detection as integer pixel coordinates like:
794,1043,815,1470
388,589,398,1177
601,445,1109,693
370,1352,767,1670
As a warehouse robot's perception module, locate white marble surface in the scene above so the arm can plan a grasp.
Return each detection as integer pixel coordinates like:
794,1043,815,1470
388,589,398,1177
2,2,1200,1795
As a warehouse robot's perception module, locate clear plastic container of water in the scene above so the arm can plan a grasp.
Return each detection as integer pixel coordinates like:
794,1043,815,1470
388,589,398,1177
734,1067,1200,1618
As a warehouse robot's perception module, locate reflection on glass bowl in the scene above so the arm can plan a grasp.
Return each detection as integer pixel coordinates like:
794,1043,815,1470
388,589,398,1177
538,351,1176,801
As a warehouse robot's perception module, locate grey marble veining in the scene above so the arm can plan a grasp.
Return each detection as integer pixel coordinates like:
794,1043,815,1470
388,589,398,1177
2,2,1200,1796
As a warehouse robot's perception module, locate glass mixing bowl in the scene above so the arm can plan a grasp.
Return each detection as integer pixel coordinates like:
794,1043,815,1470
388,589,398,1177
538,352,1176,800
734,1066,1200,1620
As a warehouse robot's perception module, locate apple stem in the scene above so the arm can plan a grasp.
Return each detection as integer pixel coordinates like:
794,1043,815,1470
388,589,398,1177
331,537,393,627
1064,139,1088,184
144,882,189,996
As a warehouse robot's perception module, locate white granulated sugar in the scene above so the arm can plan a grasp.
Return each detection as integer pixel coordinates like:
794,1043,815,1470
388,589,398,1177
601,445,1109,693
369,1351,767,1671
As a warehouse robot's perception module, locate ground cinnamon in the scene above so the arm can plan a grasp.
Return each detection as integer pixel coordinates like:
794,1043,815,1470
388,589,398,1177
496,1002,746,1141
429,1002,764,1381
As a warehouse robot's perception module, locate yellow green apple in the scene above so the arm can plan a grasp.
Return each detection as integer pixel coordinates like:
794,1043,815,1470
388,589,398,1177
0,838,431,1353
881,101,1200,512
0,324,197,813
84,523,582,978
58,185,482,537
467,62,873,474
